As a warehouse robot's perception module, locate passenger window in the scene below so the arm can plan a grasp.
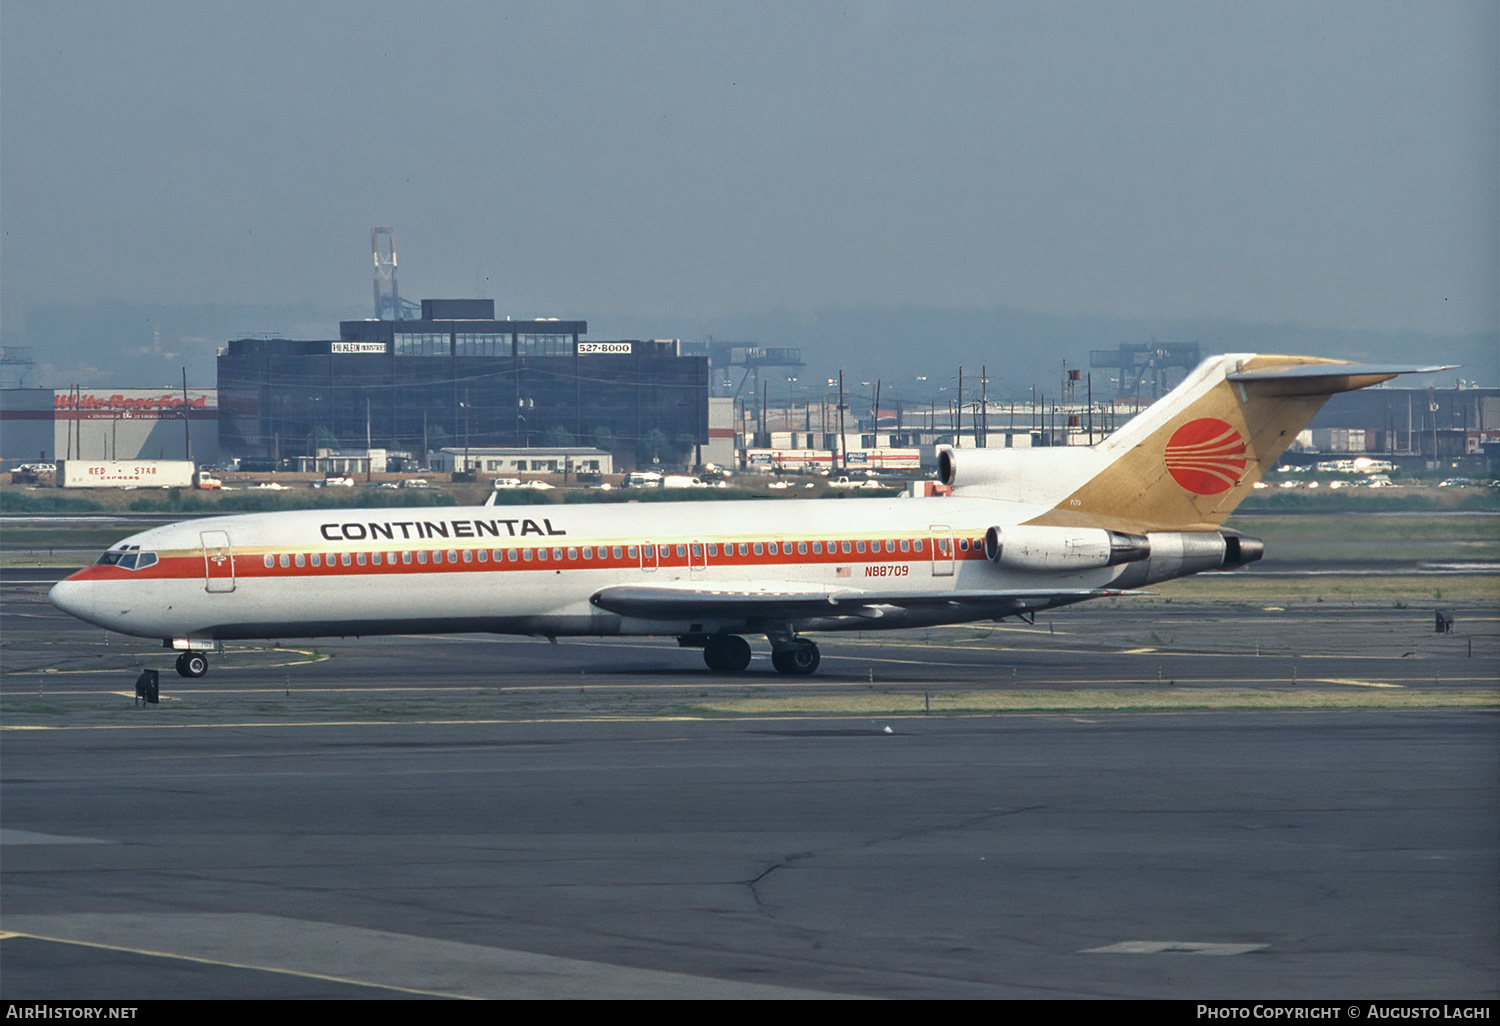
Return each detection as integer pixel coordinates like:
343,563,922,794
675,544,686,557
841,541,852,554
448,550,459,563
356,553,367,565
707,544,717,556
582,547,592,559
506,549,518,562
753,543,763,555
914,540,923,552
797,542,807,554
538,549,548,561
463,550,473,563
402,552,412,564
523,549,533,561
416,551,427,565
886,540,895,553
812,542,822,554
627,546,637,558
263,554,274,568
567,548,578,560
553,548,564,560
614,546,624,559
856,541,866,553
739,543,748,556
311,553,322,567
295,554,306,567
900,539,910,552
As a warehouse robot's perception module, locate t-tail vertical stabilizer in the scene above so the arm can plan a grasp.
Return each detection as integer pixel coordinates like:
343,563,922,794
943,354,1454,533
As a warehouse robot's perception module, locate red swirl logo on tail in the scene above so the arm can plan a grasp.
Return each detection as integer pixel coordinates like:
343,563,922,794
1165,418,1247,495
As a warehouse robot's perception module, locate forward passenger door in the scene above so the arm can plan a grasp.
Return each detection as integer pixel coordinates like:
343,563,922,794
200,530,236,593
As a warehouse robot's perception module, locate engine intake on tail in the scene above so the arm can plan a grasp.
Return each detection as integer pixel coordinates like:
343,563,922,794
983,525,1151,573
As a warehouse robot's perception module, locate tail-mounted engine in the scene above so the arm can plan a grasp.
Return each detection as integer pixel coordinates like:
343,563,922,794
983,525,1150,573
980,525,1262,578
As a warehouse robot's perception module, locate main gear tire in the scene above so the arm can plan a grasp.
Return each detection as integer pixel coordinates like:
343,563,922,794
703,635,752,673
770,642,820,676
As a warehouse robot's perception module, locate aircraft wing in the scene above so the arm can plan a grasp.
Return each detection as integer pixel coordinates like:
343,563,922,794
589,582,1126,621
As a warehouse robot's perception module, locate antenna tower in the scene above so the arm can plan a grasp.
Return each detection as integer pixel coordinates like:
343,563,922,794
372,227,401,320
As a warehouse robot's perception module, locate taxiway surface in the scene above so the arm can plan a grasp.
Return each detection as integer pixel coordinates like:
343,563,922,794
2,584,1496,999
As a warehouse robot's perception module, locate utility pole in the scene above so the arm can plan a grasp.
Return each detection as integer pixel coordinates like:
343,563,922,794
1087,372,1094,444
181,368,192,463
979,365,987,448
837,371,847,471
955,367,963,449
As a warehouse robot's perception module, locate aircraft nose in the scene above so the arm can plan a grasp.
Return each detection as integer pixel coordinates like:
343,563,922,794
49,578,97,623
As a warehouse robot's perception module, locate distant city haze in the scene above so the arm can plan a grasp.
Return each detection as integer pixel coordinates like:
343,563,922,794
2,1,1495,392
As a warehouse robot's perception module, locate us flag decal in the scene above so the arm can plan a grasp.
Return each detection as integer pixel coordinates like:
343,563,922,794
1164,418,1247,495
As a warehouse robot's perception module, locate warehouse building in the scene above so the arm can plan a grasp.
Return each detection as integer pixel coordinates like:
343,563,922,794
0,387,218,465
217,299,708,469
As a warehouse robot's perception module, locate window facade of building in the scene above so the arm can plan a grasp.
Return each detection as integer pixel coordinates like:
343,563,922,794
217,301,708,468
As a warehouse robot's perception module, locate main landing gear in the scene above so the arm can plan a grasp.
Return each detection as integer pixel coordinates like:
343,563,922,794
702,635,752,674
685,632,822,675
770,641,820,676
175,652,208,678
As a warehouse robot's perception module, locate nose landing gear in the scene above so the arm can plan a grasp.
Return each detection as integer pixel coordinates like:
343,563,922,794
175,652,208,678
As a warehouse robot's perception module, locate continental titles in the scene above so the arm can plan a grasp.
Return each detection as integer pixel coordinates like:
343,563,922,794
319,518,567,542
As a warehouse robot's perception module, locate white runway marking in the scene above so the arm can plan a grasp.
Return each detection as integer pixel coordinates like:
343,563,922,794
0,829,113,845
3,912,858,999
1082,940,1268,955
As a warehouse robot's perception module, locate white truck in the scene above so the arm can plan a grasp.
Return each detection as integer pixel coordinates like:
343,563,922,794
56,460,196,489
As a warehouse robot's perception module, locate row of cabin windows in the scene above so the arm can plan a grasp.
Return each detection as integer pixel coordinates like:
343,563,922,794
255,536,998,570
97,535,989,573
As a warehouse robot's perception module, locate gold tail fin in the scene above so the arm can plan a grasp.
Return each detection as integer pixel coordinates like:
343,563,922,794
1030,354,1451,533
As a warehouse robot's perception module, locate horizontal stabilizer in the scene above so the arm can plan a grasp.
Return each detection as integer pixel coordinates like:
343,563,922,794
1228,362,1456,381
1227,361,1458,396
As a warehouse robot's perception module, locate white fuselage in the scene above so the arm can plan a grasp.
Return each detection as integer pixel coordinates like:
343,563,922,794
48,494,1160,646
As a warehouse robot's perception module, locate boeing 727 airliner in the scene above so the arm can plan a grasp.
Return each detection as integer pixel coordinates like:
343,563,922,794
49,354,1448,677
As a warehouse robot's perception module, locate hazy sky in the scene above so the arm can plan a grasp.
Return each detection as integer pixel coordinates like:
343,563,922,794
3,0,1495,337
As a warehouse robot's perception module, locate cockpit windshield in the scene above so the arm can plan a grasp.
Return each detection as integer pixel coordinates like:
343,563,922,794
96,546,158,571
